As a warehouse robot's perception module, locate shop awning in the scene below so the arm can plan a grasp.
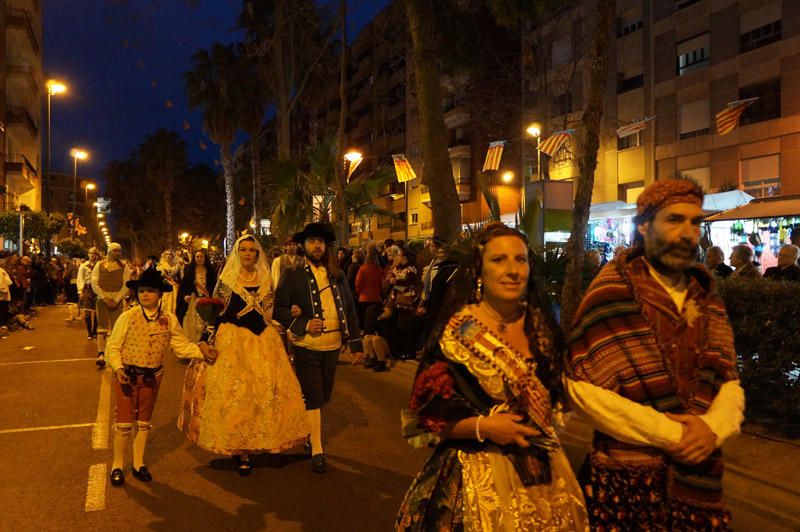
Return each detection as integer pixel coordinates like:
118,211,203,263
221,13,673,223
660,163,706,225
589,201,636,219
705,195,800,221
702,190,753,213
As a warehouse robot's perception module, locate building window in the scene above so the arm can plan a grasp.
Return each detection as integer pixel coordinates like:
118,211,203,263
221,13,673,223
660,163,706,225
741,155,780,198
678,99,710,140
552,92,572,115
679,167,710,191
676,0,701,10
677,33,710,76
409,209,419,225
740,20,782,53
617,131,642,151
617,18,643,38
739,79,781,126
617,73,644,94
551,35,573,67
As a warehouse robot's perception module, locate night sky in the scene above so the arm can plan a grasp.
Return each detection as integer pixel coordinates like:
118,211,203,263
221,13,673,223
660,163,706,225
44,0,389,190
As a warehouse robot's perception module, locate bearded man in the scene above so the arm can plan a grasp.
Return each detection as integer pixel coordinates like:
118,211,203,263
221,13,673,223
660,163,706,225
568,179,745,530
274,223,363,474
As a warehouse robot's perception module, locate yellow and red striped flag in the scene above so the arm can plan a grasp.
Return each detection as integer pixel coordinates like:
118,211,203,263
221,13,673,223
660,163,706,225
482,141,505,172
616,116,655,138
538,129,574,156
716,98,758,135
392,154,417,183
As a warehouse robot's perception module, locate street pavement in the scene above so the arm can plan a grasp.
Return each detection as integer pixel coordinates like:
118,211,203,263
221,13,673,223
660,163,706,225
2,305,799,531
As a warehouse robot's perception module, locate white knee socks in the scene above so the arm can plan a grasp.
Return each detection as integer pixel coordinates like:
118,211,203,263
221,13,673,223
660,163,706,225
112,425,132,470
308,408,323,455
133,423,150,469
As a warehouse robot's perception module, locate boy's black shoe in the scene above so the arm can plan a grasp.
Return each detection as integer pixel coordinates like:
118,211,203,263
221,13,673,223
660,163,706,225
110,468,125,486
131,466,152,482
311,453,327,474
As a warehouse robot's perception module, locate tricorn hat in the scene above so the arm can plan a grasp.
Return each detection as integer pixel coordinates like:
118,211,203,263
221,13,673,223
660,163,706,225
126,265,173,293
292,222,336,244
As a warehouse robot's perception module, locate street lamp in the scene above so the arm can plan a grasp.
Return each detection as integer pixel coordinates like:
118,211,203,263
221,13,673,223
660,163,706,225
502,171,514,184
526,123,544,245
45,80,67,213
70,148,88,237
344,150,363,181
84,181,96,203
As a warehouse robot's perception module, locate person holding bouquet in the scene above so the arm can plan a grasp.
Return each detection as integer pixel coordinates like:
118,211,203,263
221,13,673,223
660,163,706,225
178,235,309,476
105,266,216,487
176,250,217,342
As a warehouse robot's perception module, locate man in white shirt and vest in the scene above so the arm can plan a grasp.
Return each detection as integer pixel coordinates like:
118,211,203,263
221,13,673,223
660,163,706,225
91,243,131,368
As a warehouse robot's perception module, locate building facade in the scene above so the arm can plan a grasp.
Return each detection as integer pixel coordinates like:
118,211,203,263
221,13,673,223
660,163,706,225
1,0,42,214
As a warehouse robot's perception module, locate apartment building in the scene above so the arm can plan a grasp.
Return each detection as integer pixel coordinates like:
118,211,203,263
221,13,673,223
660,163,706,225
526,0,800,209
1,0,42,215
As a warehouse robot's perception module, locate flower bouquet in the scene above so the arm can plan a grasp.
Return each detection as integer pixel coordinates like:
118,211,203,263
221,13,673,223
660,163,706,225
194,297,225,346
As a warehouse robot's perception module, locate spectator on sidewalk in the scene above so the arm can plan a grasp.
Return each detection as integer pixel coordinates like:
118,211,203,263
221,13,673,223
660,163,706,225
356,246,389,371
704,246,733,278
346,248,363,296
730,245,761,279
763,245,800,282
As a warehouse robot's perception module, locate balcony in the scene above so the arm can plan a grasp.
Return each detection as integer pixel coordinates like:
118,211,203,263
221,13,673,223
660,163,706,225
5,153,38,193
443,99,470,129
7,105,38,137
7,9,40,54
6,56,39,93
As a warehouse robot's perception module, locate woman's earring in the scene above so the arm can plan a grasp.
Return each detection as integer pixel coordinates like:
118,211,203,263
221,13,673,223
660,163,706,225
475,278,483,302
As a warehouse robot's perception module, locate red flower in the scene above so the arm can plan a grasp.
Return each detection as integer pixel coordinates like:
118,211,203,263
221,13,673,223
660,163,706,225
409,362,455,411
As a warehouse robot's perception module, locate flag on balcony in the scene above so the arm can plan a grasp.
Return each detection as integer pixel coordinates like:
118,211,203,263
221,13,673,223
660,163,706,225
75,219,87,236
392,154,417,183
616,116,655,138
538,129,574,157
716,98,758,135
482,141,505,172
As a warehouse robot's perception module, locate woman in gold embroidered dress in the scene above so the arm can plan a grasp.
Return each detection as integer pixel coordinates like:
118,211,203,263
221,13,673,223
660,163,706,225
178,235,309,475
396,223,589,531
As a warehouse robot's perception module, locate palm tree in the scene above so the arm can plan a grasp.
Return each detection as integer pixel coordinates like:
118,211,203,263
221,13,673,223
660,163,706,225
138,129,186,249
184,43,242,253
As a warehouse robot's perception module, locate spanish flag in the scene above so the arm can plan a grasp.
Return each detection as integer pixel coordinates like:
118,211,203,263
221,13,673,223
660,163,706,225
538,129,574,157
482,141,505,172
392,154,417,183
716,98,758,135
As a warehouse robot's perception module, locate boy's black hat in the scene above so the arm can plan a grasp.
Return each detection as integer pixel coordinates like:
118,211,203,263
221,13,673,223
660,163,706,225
126,265,173,293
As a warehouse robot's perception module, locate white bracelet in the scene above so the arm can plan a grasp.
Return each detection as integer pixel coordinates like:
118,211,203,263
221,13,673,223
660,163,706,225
475,415,486,443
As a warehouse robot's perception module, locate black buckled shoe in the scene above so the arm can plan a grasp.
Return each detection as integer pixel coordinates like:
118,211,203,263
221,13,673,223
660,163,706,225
235,455,252,477
131,466,152,482
110,468,125,486
311,453,327,474
95,353,106,369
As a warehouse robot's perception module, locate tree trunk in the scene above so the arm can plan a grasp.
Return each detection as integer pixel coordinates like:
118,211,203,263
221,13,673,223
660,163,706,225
164,184,173,249
221,144,236,254
250,133,260,227
406,0,461,242
333,0,349,245
273,0,292,160
559,0,614,334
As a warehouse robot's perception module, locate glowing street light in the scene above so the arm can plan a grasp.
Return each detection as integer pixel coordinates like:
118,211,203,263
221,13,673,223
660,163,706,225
502,171,514,184
97,213,104,219
45,80,67,212
70,149,89,238
344,150,363,181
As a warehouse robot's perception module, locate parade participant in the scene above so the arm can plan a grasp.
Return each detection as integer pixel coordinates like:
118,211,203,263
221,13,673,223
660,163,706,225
78,248,100,340
106,266,216,486
179,235,309,476
157,250,181,314
270,238,301,291
176,250,217,342
569,179,744,530
91,243,131,368
274,223,363,474
63,255,80,321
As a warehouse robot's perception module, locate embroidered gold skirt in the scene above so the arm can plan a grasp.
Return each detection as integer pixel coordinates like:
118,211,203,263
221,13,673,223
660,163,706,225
178,322,309,454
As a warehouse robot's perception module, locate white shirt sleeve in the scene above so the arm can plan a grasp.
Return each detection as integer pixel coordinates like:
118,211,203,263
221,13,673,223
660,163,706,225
566,378,683,448
168,314,204,360
699,380,745,447
271,257,281,291
90,263,105,298
77,264,86,294
105,310,131,372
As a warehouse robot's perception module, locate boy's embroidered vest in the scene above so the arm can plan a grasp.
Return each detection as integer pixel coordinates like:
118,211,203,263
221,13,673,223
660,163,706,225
98,262,124,293
120,310,171,368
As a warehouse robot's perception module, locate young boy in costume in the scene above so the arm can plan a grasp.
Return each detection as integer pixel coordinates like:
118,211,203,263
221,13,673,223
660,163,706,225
105,266,216,486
